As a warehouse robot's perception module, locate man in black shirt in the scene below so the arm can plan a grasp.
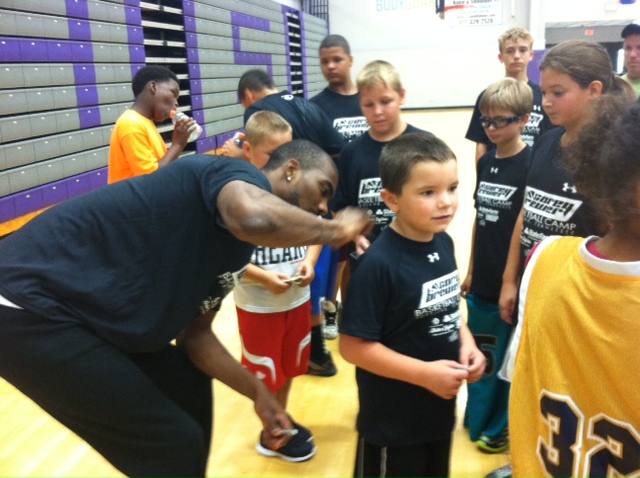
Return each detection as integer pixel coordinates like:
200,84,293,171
0,141,371,477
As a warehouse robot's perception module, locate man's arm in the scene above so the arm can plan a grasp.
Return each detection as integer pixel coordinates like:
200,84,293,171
177,311,292,450
217,181,372,249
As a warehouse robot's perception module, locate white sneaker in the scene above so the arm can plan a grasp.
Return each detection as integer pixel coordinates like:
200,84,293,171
322,301,338,340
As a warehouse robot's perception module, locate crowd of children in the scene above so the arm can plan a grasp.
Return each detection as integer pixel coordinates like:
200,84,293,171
2,23,639,478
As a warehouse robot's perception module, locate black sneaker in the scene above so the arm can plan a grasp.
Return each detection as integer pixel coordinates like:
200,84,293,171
307,352,337,377
256,428,317,462
288,417,314,442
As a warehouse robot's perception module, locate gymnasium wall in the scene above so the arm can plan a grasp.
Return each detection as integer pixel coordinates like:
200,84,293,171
328,0,640,109
0,0,327,236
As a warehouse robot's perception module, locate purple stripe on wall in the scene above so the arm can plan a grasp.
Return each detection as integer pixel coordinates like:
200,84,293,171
74,64,97,85
13,189,44,218
68,19,92,41
232,25,241,52
78,106,101,129
128,26,144,45
185,33,198,48
191,95,203,109
66,0,89,19
189,64,201,79
125,0,140,6
76,85,99,106
129,45,145,63
190,79,202,95
186,47,200,63
184,17,196,33
0,197,16,224
234,52,271,65
70,41,94,62
125,6,142,26
183,0,195,17
231,12,270,31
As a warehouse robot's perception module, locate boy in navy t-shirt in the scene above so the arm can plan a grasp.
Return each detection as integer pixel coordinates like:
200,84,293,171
339,133,485,477
460,77,532,454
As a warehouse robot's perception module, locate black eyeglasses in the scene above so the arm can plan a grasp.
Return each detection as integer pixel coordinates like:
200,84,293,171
479,115,521,129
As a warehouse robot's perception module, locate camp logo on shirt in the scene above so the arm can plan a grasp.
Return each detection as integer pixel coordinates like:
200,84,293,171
199,265,248,314
477,181,518,208
414,270,460,317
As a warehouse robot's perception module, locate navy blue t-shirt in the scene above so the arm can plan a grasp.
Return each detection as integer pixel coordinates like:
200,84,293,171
245,90,345,157
520,127,600,267
333,125,426,244
310,88,369,142
0,155,270,353
471,145,530,300
341,227,461,447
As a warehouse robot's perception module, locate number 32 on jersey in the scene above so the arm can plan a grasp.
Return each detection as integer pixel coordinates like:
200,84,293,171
537,391,640,477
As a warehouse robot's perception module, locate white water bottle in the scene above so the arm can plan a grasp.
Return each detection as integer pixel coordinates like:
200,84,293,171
171,110,203,142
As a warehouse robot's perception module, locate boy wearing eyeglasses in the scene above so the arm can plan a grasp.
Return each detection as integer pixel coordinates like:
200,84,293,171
460,77,532,455
465,28,553,165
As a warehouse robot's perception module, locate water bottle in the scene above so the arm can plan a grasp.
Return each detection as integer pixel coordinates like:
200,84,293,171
170,110,203,142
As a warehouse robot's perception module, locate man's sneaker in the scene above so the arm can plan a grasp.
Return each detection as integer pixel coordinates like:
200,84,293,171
322,301,339,340
307,352,337,377
476,429,510,453
484,464,512,477
256,428,317,462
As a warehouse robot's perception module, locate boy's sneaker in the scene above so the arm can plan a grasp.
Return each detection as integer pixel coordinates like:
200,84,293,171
306,351,337,377
256,427,317,462
288,417,314,442
484,464,512,477
476,429,510,453
322,301,339,340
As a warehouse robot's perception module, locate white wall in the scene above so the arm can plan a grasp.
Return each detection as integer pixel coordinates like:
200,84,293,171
329,0,640,108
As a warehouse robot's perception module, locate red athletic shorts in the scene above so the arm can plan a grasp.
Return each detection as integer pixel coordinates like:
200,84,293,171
236,301,311,393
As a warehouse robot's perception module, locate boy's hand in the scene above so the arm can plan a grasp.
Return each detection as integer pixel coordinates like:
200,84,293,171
172,115,195,146
221,138,245,158
459,345,486,383
294,259,315,286
499,281,518,324
421,360,469,400
260,271,293,295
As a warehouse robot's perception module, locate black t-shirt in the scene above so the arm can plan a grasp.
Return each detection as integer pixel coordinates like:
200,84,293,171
0,155,270,353
341,228,461,447
465,81,553,149
520,127,600,267
310,88,369,142
333,124,425,243
245,90,345,156
471,146,530,301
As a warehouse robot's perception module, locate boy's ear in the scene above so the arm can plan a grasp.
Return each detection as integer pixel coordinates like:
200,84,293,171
381,188,399,213
242,140,253,161
518,113,530,130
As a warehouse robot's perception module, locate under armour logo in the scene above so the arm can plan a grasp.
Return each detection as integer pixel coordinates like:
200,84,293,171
282,94,294,100
563,183,577,194
427,253,440,262
490,167,498,174
533,105,542,112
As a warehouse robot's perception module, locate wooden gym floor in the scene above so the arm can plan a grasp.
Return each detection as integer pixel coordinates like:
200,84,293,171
0,108,511,477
